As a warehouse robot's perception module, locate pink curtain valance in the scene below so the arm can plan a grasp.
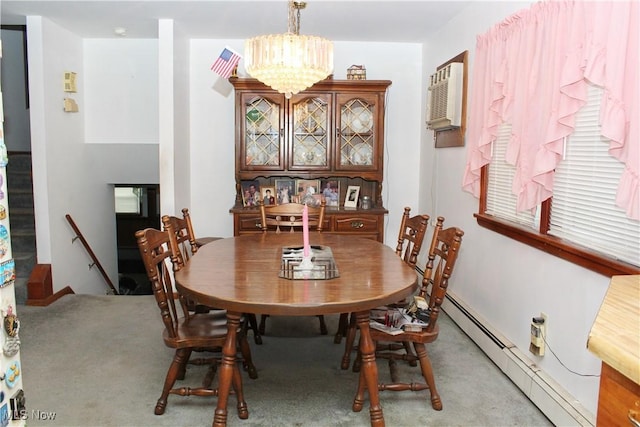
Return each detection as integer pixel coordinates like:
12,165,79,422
462,0,639,220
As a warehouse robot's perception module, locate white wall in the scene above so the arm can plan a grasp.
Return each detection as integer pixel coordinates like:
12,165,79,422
418,1,605,416
188,39,423,243
28,17,161,295
27,16,119,294
84,39,159,144
0,28,31,152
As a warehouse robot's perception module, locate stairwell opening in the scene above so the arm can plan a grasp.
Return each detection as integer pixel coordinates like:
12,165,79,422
115,184,159,295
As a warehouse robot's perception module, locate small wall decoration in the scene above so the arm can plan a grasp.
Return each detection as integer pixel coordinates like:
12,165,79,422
347,65,366,80
63,98,79,113
63,71,77,92
344,185,360,209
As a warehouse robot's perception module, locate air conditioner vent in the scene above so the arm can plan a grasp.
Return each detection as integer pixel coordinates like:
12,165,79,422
427,62,464,131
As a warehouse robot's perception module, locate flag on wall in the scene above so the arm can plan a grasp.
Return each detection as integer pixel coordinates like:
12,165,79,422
211,47,241,79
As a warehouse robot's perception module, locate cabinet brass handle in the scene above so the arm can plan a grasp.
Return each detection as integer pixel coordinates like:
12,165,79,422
629,409,640,427
350,221,364,229
255,222,262,229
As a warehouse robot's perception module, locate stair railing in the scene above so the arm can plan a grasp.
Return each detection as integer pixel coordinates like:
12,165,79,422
65,214,119,295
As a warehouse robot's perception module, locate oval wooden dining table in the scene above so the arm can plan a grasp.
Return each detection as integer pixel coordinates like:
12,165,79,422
175,233,418,427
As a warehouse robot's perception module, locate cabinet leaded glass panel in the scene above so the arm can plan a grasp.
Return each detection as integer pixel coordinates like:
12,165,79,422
245,97,281,167
292,97,329,167
340,99,374,167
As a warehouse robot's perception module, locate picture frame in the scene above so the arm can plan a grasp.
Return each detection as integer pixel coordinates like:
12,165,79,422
241,180,260,207
275,179,295,205
344,185,360,208
320,179,340,208
295,179,321,206
295,179,320,197
260,186,276,206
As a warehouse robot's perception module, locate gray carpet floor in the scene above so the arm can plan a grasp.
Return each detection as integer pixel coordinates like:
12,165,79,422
16,295,552,426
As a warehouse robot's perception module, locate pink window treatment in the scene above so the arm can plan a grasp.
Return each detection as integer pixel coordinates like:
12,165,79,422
462,1,639,220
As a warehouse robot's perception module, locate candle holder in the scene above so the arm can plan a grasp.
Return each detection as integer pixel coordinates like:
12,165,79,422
280,246,339,280
298,254,314,270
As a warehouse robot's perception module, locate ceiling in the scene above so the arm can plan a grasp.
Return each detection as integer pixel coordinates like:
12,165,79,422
0,1,473,42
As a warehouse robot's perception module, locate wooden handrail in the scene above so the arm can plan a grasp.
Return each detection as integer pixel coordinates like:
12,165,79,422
65,214,119,295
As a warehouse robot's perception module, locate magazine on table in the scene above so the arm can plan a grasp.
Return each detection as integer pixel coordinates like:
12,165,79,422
369,307,429,335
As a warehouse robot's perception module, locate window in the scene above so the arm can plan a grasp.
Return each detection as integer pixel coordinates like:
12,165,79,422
478,84,640,276
114,186,152,216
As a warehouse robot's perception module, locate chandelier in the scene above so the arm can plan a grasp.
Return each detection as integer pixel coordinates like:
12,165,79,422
244,1,334,99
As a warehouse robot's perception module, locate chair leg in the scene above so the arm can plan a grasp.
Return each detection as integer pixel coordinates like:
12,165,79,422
402,341,418,366
413,342,442,410
231,357,249,420
334,312,349,344
177,348,192,380
341,313,358,370
155,348,190,415
259,315,268,335
317,315,328,335
202,360,218,389
238,331,258,380
246,313,262,345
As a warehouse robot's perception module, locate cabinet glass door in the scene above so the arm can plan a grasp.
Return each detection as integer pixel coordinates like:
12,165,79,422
290,94,330,170
337,95,377,169
243,94,283,170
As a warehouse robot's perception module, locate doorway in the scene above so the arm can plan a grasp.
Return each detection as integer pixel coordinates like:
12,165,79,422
115,184,159,294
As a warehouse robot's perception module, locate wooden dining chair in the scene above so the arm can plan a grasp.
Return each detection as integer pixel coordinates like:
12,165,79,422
354,217,464,411
135,224,258,417
259,201,326,234
337,207,429,369
162,209,262,345
258,200,328,335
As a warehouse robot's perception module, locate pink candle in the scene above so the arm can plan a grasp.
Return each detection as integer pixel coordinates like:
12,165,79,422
302,204,310,257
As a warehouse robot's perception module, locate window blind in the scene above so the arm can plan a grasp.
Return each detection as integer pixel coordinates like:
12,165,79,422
486,123,538,228
550,84,640,266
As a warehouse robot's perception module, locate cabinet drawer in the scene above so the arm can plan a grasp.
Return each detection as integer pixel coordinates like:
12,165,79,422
237,215,263,232
334,215,380,233
597,362,640,427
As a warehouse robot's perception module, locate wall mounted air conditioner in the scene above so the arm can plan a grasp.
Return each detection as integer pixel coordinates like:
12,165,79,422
427,62,464,131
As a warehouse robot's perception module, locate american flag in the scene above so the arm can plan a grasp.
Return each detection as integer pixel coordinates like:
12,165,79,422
211,47,241,79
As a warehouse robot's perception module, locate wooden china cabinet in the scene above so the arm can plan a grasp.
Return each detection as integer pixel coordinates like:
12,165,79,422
229,77,392,242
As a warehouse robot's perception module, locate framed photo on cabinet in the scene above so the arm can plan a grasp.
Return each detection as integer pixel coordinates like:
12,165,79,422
320,179,340,208
260,186,276,206
241,180,260,207
275,179,295,205
344,185,360,208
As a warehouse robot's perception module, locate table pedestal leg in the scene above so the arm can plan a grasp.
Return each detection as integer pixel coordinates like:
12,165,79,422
213,311,248,427
352,310,385,427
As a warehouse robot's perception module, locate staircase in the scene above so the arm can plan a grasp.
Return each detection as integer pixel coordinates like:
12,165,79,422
6,152,36,304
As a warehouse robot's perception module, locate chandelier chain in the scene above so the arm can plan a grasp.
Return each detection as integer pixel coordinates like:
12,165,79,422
289,1,306,35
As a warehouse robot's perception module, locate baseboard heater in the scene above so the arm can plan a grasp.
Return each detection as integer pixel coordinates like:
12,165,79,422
442,290,595,426
414,266,595,426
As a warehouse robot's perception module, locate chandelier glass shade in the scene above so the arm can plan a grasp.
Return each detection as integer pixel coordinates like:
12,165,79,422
244,2,334,98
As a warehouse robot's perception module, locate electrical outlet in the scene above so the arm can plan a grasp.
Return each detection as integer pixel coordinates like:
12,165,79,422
529,313,546,356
